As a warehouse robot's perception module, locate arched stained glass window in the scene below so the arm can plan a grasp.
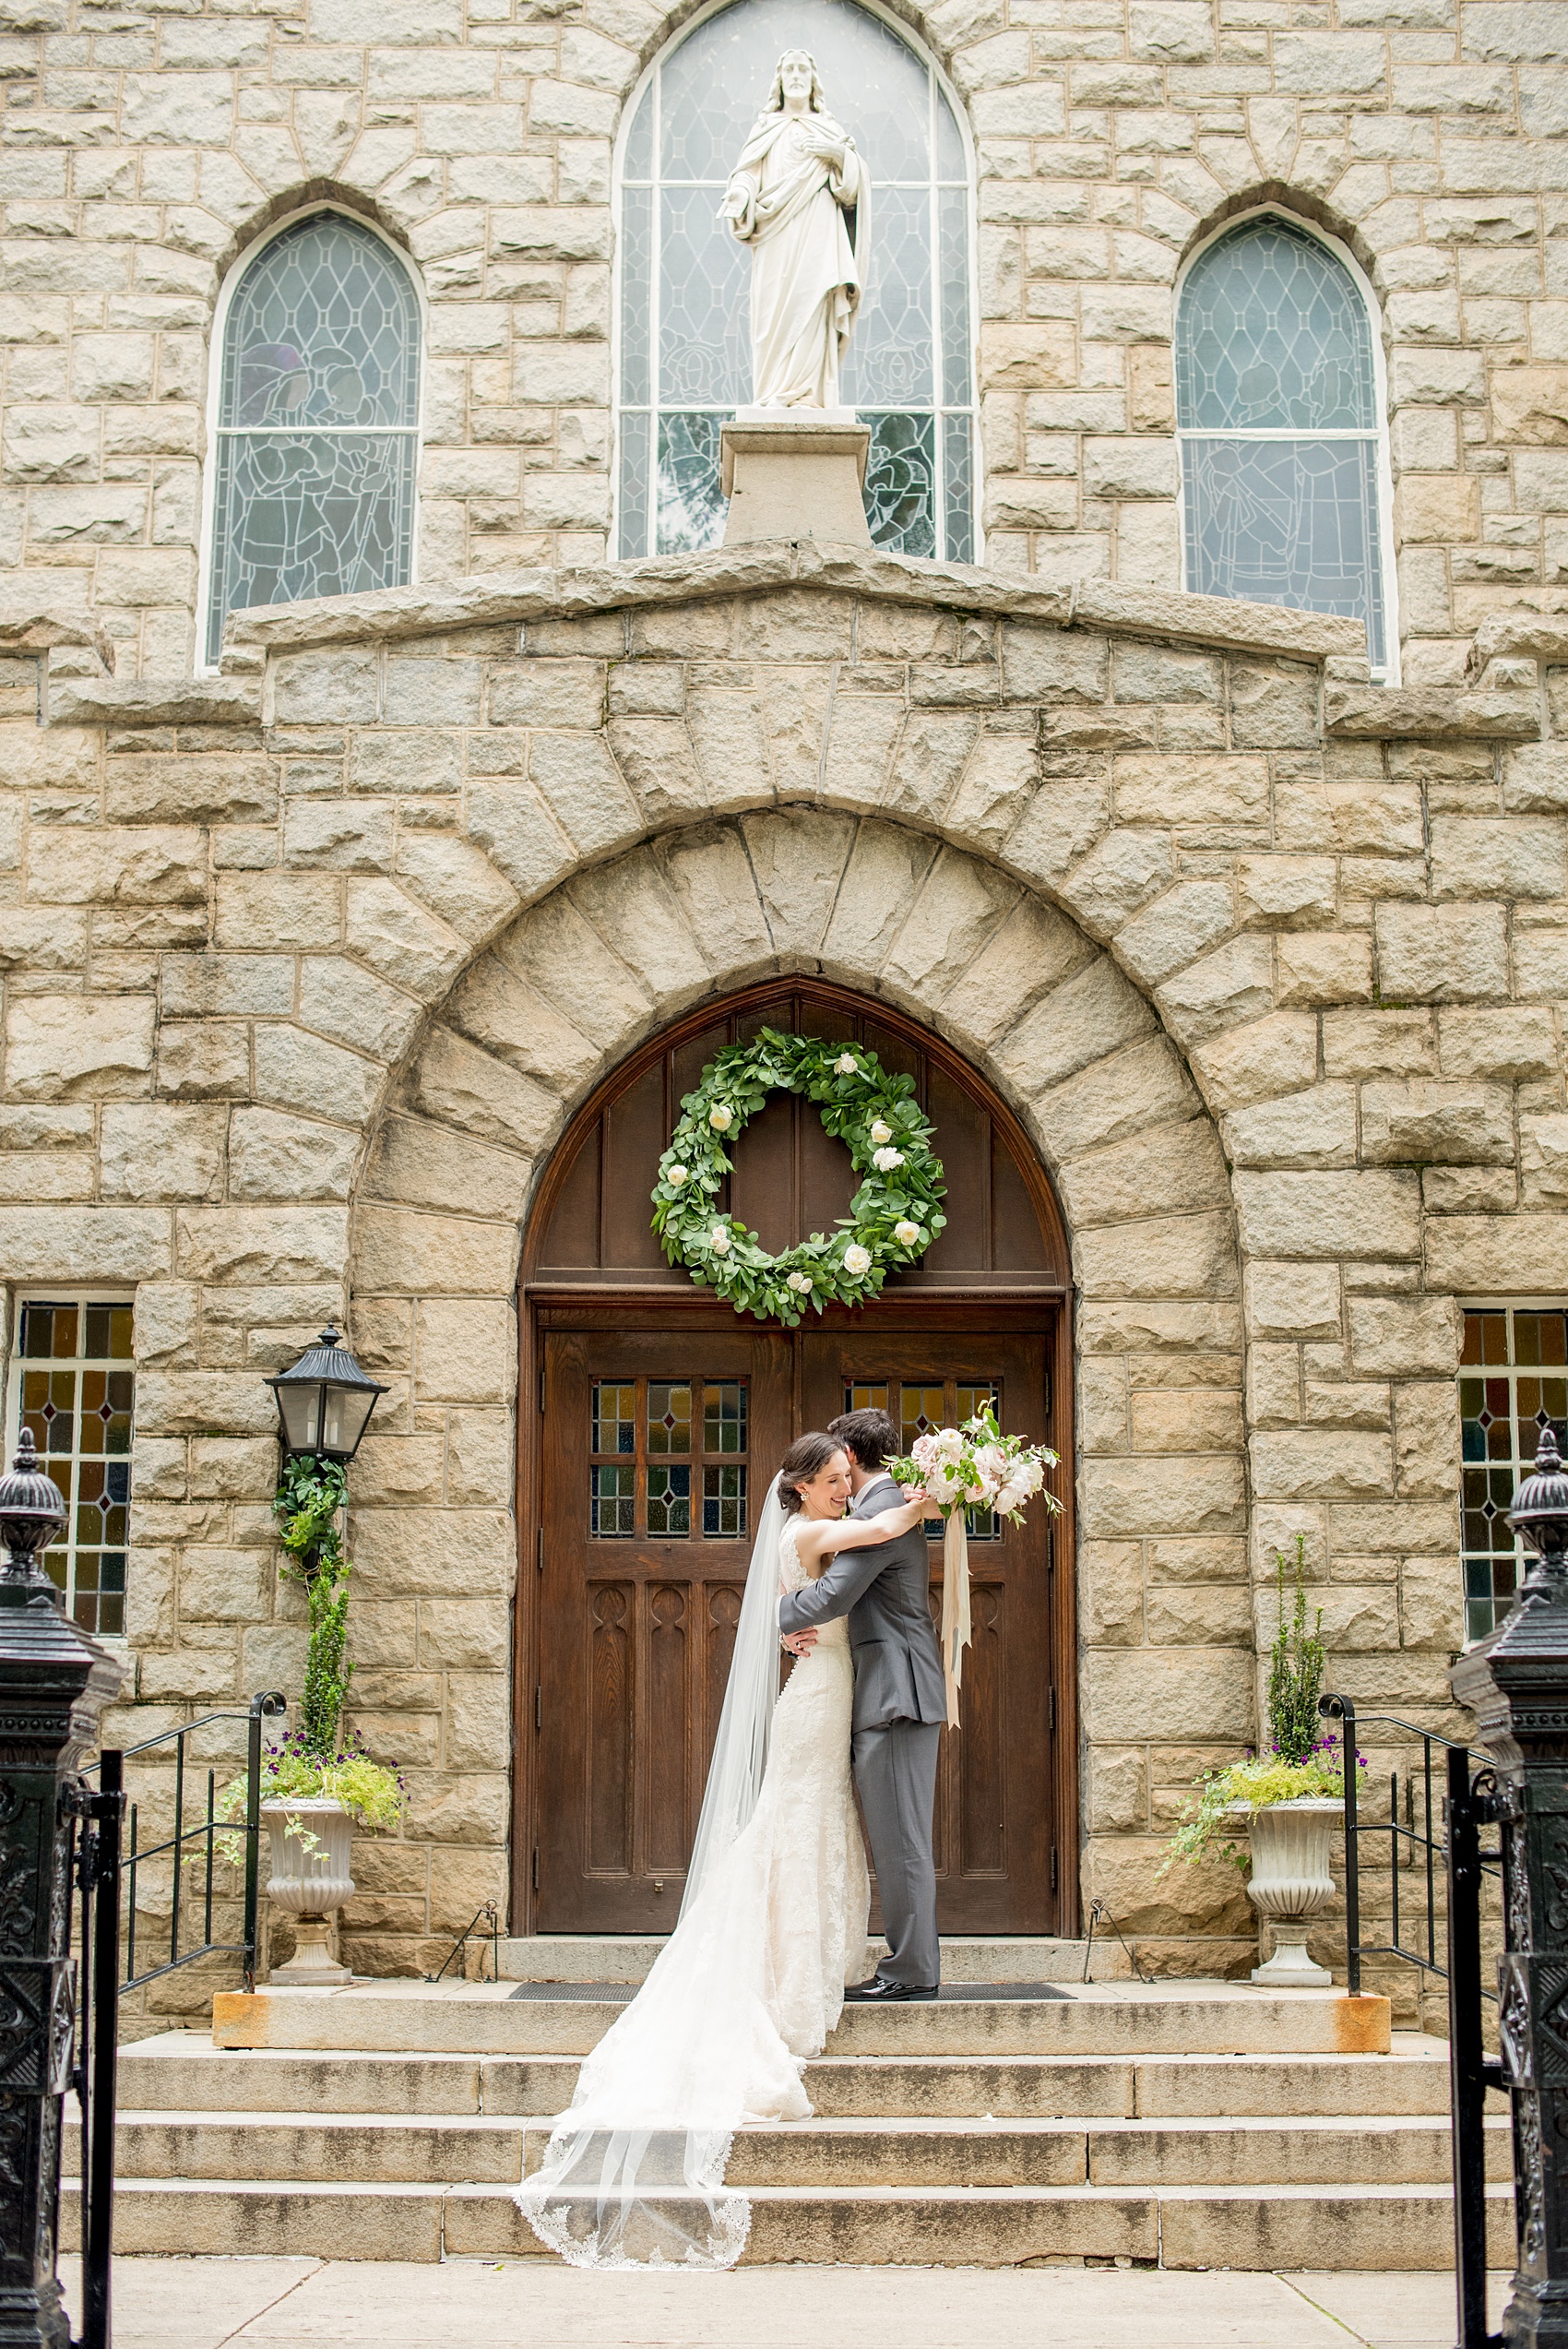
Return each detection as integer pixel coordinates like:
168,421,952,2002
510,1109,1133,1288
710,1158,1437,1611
204,212,421,668
616,0,975,563
1176,216,1390,676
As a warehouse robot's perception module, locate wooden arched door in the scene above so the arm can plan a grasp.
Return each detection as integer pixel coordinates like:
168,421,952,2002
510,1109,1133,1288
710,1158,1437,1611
516,983,1077,1938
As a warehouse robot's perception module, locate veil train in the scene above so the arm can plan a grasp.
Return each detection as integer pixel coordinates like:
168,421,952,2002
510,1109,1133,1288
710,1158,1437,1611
515,1474,802,2268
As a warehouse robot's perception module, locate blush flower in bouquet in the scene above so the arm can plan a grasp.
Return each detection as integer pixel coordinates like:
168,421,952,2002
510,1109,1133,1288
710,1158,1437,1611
889,1404,1061,1724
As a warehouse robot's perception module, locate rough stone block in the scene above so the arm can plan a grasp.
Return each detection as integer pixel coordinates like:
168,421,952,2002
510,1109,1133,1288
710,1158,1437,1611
101,1104,225,1200
230,1108,359,1202
6,994,154,1101
1373,902,1509,1001
1360,1079,1515,1165
1234,1172,1422,1260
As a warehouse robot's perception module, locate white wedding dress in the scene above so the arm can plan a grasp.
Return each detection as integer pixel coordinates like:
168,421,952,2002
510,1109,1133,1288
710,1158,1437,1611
515,1487,871,2269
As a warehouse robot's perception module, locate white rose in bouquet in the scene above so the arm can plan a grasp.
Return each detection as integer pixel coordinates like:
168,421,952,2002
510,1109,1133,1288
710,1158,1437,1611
842,1243,873,1278
872,1146,905,1173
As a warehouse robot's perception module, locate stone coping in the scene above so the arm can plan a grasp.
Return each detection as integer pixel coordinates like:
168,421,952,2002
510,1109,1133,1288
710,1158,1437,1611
219,540,1367,664
45,674,263,728
1469,608,1568,673
0,602,113,669
1324,685,1541,741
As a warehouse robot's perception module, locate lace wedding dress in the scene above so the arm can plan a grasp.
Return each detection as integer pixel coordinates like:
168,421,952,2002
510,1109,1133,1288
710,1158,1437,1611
515,1488,870,2269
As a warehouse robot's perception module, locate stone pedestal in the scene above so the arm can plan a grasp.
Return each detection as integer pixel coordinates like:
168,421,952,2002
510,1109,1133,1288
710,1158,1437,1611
720,410,872,546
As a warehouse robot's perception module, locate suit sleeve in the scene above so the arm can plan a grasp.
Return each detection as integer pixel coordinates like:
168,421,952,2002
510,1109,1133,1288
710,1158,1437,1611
778,1536,897,1633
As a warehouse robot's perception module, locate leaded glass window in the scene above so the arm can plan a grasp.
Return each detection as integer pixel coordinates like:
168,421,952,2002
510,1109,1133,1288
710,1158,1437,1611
1459,1305,1568,1643
205,212,421,667
616,0,975,562
15,1298,135,1638
1176,216,1389,676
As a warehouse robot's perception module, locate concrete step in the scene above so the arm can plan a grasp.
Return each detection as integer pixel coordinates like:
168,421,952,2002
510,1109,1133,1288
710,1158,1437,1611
72,2105,1505,2192
211,1981,1393,2061
119,2033,1451,2122
64,2175,1516,2270
496,1934,1135,1985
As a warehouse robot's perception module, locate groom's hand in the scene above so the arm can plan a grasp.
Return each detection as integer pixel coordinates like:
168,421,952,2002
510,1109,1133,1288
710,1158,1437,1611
780,1628,818,1656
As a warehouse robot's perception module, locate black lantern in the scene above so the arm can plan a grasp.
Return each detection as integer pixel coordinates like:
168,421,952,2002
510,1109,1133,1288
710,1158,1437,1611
0,1427,67,1599
1508,1422,1568,1607
265,1327,386,1464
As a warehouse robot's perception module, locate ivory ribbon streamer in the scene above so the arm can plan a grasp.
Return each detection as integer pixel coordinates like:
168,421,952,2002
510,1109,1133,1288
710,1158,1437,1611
940,1511,971,1729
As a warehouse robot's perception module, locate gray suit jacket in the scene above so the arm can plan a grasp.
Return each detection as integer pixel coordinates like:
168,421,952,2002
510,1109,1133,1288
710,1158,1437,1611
777,1473,946,1732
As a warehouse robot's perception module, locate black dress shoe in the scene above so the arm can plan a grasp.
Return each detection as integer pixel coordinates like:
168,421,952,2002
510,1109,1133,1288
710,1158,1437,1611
844,1978,939,2002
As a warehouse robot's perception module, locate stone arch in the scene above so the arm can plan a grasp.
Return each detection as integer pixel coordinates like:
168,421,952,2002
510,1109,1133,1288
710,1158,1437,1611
344,812,1253,1960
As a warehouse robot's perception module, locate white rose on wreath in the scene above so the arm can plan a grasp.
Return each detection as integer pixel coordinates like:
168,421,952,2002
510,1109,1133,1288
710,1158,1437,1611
869,1119,893,1146
708,1104,732,1133
835,1054,858,1074
873,1146,905,1173
843,1243,873,1278
786,1270,813,1294
667,1164,688,1188
895,1220,921,1246
710,1225,731,1255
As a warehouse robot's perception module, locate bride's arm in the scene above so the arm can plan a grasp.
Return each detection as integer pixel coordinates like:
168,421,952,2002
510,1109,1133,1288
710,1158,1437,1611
778,1495,931,1636
790,1494,926,1574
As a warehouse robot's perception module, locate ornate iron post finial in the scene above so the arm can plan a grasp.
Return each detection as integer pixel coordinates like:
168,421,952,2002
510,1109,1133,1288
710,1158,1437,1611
1508,1423,1568,1608
0,1429,66,1605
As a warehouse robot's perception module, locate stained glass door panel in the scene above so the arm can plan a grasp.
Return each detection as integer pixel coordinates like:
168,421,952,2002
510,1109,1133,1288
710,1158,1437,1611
537,1330,791,1930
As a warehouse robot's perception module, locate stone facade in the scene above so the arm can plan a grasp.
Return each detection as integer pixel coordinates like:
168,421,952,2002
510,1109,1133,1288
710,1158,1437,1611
0,0,1565,683
0,537,1562,1974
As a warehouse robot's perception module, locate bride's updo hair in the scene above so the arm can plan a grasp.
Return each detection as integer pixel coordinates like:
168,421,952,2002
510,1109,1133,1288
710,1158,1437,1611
778,1431,846,1514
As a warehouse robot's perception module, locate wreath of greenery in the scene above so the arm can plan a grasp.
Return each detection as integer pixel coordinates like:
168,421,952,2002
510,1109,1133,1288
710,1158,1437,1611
652,1028,948,1327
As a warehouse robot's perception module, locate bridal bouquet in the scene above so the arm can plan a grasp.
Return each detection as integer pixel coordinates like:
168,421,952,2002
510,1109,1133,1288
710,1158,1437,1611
890,1405,1061,1727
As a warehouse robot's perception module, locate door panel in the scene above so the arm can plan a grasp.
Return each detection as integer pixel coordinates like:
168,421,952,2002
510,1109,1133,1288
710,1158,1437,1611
802,1329,1058,1933
536,1329,790,1931
535,1317,1060,1935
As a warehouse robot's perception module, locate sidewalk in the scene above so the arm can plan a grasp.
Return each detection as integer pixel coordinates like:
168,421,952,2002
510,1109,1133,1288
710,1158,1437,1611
66,2258,1508,2349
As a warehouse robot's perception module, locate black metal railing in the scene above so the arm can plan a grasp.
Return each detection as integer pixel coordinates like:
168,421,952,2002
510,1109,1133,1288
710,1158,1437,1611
64,1689,285,2349
86,1687,286,1995
1319,1692,1505,2349
1317,1692,1502,1997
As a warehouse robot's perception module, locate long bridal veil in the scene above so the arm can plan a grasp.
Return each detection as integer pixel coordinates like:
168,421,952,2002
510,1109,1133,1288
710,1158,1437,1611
515,1475,801,2269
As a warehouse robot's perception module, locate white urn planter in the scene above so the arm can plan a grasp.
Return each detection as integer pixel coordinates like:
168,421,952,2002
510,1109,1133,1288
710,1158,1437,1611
262,1797,355,1985
1244,1796,1340,1987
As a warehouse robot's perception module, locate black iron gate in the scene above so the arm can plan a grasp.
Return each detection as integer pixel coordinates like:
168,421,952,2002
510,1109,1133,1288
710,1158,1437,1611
1320,1694,1503,2349
66,1691,284,2349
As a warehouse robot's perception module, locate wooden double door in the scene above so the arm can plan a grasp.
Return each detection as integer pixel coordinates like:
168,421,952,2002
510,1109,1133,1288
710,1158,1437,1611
533,1310,1063,1936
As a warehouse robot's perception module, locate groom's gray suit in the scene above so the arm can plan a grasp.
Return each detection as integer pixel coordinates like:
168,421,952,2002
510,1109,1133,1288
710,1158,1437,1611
777,1474,944,1988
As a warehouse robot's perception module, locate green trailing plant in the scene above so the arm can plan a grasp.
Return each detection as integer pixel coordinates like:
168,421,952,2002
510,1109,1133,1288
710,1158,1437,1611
1268,1532,1325,1764
211,1456,404,1861
273,1454,353,1759
652,1029,947,1326
1166,1537,1359,1874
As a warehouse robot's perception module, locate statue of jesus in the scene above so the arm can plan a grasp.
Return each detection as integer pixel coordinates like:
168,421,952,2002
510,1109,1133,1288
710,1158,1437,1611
721,50,867,411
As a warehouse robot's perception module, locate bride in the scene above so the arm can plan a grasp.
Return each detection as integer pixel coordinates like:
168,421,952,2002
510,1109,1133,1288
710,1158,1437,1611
515,1430,930,2269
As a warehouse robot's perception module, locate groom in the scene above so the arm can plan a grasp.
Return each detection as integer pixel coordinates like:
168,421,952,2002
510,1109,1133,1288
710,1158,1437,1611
778,1406,944,2000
